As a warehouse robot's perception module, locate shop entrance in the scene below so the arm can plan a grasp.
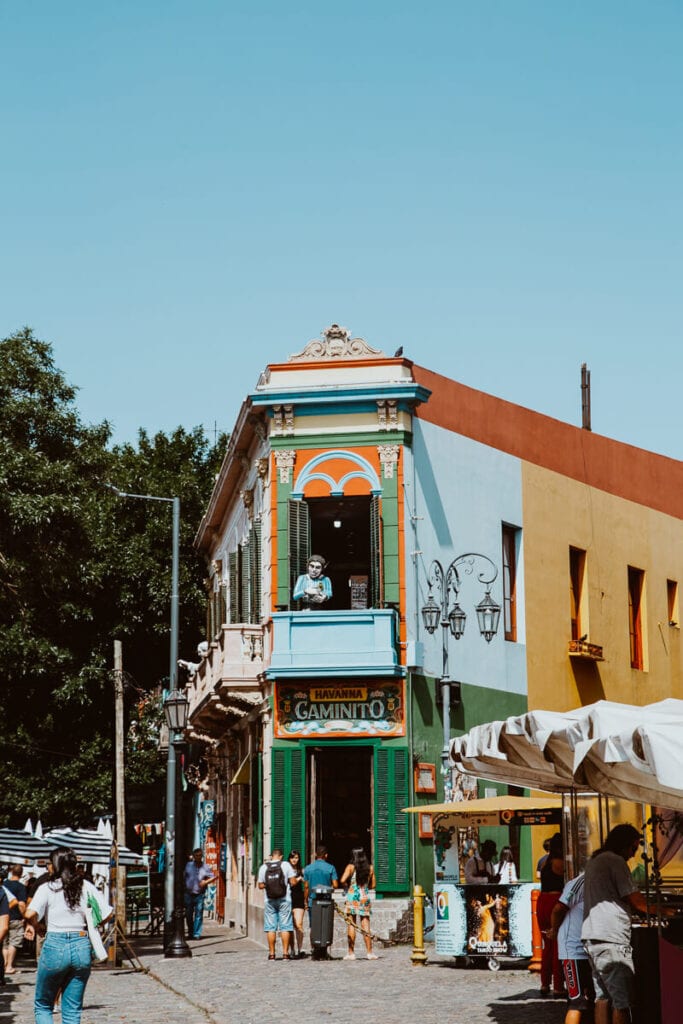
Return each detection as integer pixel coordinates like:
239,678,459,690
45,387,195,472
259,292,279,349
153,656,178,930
308,745,373,879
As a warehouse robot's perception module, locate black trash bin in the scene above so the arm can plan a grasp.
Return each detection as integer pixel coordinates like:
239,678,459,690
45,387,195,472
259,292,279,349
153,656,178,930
310,885,334,958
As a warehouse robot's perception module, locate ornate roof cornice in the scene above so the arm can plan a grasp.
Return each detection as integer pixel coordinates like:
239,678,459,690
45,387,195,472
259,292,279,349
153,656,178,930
288,323,385,362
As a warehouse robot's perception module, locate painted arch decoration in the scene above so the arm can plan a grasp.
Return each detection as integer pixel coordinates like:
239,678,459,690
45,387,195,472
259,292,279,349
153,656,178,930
291,449,382,500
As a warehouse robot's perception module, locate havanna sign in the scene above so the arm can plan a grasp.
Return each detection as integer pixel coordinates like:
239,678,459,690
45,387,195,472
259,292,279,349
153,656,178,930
275,679,405,738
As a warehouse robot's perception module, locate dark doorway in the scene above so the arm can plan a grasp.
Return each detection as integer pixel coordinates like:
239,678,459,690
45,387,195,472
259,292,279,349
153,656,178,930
308,495,371,610
309,746,373,879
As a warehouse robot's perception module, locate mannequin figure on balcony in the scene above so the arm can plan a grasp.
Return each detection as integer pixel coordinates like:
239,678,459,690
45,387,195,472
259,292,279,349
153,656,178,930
293,555,332,608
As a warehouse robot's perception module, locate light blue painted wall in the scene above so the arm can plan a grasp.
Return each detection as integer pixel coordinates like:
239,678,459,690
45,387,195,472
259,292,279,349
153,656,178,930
404,418,527,699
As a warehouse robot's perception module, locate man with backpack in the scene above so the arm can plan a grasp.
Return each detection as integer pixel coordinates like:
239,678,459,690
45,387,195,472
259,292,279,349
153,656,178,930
257,849,296,960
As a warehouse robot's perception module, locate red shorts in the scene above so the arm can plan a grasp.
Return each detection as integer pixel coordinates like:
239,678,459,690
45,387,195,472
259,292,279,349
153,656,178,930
562,957,595,1012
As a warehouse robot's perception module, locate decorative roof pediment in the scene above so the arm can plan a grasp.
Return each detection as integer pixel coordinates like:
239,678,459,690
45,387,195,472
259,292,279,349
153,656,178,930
289,324,385,362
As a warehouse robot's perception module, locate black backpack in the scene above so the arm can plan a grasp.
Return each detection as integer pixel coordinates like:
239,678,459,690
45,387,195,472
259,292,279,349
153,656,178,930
264,861,287,899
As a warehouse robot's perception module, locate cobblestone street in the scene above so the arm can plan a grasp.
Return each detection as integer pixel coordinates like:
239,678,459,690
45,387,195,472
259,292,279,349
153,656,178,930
1,923,568,1024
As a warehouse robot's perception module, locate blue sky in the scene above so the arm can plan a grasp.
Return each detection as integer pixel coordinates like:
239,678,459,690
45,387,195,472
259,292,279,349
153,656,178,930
2,2,681,458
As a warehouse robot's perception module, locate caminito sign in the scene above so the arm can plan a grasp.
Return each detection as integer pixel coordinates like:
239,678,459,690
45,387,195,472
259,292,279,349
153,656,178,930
274,680,405,738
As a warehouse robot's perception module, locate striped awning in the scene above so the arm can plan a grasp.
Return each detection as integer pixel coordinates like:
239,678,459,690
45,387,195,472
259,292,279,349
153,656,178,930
0,829,52,865
44,830,145,867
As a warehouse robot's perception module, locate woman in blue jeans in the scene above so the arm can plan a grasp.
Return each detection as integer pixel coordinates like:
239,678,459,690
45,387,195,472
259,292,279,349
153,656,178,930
25,847,112,1024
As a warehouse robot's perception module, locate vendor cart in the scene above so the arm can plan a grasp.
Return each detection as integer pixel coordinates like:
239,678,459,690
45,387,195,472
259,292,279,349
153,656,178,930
407,794,563,970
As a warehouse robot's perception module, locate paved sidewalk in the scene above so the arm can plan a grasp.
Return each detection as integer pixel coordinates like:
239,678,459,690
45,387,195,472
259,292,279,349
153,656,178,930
1,923,567,1024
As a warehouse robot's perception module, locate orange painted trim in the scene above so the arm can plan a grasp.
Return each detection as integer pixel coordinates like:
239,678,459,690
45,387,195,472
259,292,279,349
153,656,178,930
396,448,407,659
413,364,683,521
265,357,413,373
270,451,279,614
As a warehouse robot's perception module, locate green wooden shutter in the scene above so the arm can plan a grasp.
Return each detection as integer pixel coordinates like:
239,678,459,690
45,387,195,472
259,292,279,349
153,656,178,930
374,747,409,893
251,752,263,876
288,499,310,609
370,495,383,609
240,540,250,623
229,552,238,623
249,521,262,624
220,582,228,628
271,746,305,857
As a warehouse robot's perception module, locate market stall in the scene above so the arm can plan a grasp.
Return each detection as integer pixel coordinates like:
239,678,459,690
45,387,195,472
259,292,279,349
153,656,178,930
405,794,563,970
447,699,683,1023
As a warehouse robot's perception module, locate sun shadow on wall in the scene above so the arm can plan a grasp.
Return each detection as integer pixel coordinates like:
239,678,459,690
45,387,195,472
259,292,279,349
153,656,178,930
570,659,605,704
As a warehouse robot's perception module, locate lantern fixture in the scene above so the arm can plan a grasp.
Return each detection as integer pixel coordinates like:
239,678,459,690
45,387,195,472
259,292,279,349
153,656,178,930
448,603,467,639
476,590,502,643
421,593,441,635
164,689,190,734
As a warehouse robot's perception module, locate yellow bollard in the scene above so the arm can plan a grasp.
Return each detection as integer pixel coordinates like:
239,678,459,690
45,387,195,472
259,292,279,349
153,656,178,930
411,884,428,965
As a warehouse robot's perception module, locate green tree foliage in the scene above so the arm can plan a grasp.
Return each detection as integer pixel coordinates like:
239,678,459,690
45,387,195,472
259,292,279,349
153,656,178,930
0,328,226,827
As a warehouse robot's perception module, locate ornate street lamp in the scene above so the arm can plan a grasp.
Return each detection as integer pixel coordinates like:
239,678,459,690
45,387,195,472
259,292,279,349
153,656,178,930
163,688,192,959
420,553,501,797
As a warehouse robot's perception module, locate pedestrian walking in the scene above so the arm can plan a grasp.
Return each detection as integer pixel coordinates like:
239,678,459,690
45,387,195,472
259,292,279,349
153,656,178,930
3,865,27,976
548,871,594,1024
24,846,112,1024
0,887,9,987
340,847,377,960
536,832,566,998
183,848,217,940
257,849,297,960
286,851,307,958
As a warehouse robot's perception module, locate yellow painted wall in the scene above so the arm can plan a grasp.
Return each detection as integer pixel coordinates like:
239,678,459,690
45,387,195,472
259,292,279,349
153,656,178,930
522,461,683,712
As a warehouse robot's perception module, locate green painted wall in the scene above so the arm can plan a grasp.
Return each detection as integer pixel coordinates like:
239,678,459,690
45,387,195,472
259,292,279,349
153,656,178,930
409,673,529,894
380,472,400,605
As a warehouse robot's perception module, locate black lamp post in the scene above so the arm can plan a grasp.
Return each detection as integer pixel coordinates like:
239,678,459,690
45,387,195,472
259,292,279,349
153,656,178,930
421,554,501,797
163,688,192,958
105,484,181,937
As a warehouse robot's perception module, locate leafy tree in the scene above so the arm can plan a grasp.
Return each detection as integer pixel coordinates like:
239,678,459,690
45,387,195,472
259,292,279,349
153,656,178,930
0,328,226,827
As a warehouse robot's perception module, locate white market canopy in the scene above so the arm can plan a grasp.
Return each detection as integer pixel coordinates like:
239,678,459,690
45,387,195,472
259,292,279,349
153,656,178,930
449,698,683,811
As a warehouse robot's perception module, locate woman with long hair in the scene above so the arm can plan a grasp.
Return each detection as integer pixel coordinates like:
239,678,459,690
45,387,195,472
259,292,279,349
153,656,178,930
25,847,112,1024
495,846,518,885
340,847,378,960
287,850,306,958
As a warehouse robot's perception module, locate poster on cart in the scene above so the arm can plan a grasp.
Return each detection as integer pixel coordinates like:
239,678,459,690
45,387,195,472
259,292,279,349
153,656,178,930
435,883,538,958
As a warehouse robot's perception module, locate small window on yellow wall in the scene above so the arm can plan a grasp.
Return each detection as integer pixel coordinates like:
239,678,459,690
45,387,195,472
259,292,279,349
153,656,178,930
667,580,679,628
569,547,587,641
628,566,646,670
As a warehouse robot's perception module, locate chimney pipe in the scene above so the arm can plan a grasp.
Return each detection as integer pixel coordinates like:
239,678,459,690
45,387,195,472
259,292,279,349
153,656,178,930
581,363,591,431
